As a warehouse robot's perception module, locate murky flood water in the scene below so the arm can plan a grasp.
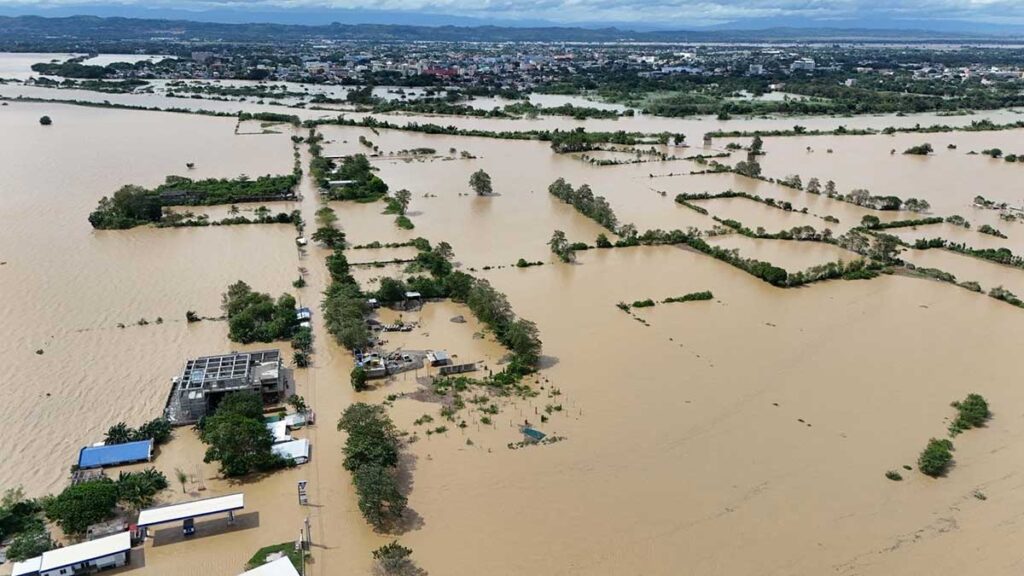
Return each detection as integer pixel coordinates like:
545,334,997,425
3,73,1024,576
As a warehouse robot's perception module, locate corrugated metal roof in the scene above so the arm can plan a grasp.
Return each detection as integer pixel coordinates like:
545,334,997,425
137,493,245,527
38,532,130,572
77,439,153,469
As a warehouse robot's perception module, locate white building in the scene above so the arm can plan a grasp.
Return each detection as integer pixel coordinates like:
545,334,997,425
790,58,816,72
13,532,131,576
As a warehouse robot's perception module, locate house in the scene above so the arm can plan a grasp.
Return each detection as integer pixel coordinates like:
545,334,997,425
77,439,153,469
166,350,285,424
13,532,131,576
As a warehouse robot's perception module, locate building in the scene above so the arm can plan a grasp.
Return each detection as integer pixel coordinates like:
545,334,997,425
77,439,153,469
166,350,285,424
240,557,301,576
790,58,816,72
13,532,131,576
272,438,311,465
748,64,764,75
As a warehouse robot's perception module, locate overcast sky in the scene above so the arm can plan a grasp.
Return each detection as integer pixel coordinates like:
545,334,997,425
2,0,1024,28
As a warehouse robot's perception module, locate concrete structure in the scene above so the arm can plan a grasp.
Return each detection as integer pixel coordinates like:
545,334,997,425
77,439,153,469
14,532,131,576
166,350,284,424
137,493,244,533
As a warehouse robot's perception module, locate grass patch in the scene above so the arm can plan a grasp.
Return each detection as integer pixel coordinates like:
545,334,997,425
246,542,305,571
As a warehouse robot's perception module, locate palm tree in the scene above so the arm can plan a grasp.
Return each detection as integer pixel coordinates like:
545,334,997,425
104,422,133,445
174,467,189,493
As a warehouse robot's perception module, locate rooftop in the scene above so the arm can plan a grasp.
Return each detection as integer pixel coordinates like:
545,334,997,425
137,493,245,527
178,350,280,390
77,439,153,469
33,531,131,572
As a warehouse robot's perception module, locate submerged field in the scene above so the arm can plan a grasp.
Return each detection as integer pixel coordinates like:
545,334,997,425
2,80,1024,576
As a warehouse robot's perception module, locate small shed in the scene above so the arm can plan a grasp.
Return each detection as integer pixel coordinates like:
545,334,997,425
273,439,311,465
522,427,547,443
77,440,153,469
427,350,451,367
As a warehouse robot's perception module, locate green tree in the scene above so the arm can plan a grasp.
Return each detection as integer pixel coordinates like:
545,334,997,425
315,205,338,228
918,438,953,477
39,115,52,126
351,366,368,392
393,189,412,215
312,226,346,248
104,422,133,445
469,169,493,195
548,230,574,263
174,467,189,494
199,392,282,477
353,464,407,529
115,468,168,512
373,541,416,575
6,526,53,561
43,479,119,535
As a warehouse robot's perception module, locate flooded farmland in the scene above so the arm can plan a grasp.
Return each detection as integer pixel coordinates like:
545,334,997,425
4,68,1024,576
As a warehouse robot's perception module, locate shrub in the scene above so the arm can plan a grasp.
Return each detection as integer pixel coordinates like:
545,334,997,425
885,470,903,481
39,115,52,126
949,393,990,435
918,438,953,477
373,541,415,575
351,366,368,392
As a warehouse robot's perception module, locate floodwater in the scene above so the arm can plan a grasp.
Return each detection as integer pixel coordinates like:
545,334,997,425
3,75,1024,576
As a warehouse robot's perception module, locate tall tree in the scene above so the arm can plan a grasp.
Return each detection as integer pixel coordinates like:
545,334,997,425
469,169,493,196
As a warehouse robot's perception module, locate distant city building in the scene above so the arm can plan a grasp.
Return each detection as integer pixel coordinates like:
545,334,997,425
191,51,215,63
748,64,765,75
790,58,816,72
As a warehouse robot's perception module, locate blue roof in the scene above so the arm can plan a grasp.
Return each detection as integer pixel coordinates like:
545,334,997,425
523,427,546,441
78,439,153,469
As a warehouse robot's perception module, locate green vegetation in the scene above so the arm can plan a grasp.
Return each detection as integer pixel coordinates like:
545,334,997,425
885,470,903,481
548,230,575,263
114,468,169,512
663,291,714,303
338,403,406,530
222,281,299,344
469,169,493,195
42,478,119,535
351,366,368,392
198,392,286,477
918,438,953,477
549,178,620,232
903,143,934,156
88,173,299,229
322,154,389,201
322,249,373,350
949,393,990,436
38,115,52,125
245,542,306,571
977,224,1006,238
395,215,415,230
1,488,51,561
373,541,420,575
104,418,172,446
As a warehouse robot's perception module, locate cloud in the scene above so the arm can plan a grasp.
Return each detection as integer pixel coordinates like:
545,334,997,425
4,0,1024,27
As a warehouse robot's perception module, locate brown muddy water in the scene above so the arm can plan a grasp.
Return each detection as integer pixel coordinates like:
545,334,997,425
3,93,1024,576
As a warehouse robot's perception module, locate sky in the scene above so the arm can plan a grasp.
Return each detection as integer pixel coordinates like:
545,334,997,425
2,0,1024,30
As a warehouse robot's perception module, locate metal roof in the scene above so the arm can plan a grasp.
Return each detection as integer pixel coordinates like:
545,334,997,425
38,531,131,572
240,557,301,576
137,493,245,527
11,556,41,576
272,439,310,464
77,439,153,469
